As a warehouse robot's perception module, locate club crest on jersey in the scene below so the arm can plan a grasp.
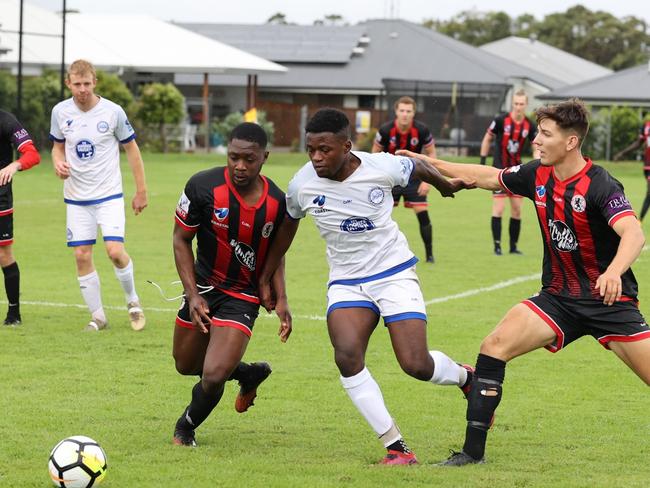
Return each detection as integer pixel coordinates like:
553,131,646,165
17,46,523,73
230,239,256,271
410,137,419,147
261,222,274,238
75,139,95,160
368,186,384,206
214,208,229,221
548,219,578,252
571,194,586,213
340,217,375,233
176,192,190,219
96,121,109,133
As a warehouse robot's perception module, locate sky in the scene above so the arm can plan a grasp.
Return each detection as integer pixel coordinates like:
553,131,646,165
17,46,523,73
21,0,650,25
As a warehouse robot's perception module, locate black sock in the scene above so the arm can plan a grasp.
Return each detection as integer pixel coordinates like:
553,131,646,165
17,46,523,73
227,362,249,382
176,380,224,431
387,438,412,454
416,212,433,259
3,262,20,318
641,193,650,221
462,353,506,460
491,217,502,246
509,218,521,251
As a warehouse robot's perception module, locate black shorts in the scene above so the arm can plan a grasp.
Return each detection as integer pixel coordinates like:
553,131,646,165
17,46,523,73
492,189,523,198
392,178,427,207
175,288,259,337
0,210,13,246
523,291,650,352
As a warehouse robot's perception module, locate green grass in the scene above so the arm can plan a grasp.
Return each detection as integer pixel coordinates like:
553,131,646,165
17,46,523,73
1,152,649,487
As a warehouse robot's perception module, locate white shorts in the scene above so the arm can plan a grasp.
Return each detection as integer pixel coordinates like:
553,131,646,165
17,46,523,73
326,267,427,325
66,197,125,247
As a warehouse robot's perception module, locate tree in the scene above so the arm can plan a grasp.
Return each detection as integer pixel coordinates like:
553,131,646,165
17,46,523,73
314,14,347,26
267,12,289,25
136,83,185,153
96,71,135,117
423,10,511,46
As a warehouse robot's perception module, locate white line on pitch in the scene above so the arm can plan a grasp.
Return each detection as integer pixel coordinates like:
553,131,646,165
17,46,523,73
424,273,542,305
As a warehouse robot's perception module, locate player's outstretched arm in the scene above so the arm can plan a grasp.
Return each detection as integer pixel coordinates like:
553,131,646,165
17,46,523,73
595,216,646,305
258,216,300,312
410,158,474,197
271,257,292,343
397,149,502,192
173,223,211,333
123,140,148,215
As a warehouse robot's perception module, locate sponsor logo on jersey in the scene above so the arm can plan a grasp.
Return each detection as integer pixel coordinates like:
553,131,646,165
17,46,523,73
342,199,352,204
230,239,256,271
548,219,578,252
507,139,520,155
261,221,274,238
125,119,133,130
571,194,586,213
96,121,109,133
75,139,95,161
340,217,375,233
536,185,546,198
214,208,229,221
368,186,384,205
176,192,190,219
12,128,28,141
66,119,73,127
607,194,631,210
66,228,73,241
506,165,521,174
399,157,412,175
313,195,326,206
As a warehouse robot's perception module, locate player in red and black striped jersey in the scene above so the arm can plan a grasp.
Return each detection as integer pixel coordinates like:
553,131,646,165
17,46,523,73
0,110,40,326
372,96,437,263
480,90,538,255
171,123,292,447
398,99,650,467
614,118,650,220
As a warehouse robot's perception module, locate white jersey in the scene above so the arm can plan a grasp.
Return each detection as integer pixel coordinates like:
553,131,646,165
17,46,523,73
286,151,417,283
50,97,135,204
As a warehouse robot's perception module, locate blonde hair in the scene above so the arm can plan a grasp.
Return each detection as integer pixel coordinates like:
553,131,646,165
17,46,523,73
67,59,96,80
394,96,417,112
513,89,528,102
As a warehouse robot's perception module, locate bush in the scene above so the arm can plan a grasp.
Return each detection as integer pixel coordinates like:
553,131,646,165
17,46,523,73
211,111,275,147
583,106,641,161
136,83,185,153
354,128,378,152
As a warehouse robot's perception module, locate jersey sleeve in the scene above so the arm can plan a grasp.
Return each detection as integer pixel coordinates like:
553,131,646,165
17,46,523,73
374,124,389,149
639,124,648,143
487,115,501,136
115,106,136,144
49,106,64,142
4,113,33,150
373,153,413,188
527,121,538,143
420,125,434,147
498,160,538,199
285,175,306,220
175,178,201,232
590,175,636,226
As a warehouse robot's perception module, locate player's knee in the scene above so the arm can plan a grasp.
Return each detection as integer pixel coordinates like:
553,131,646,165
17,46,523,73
73,246,92,264
201,365,230,391
105,245,125,264
173,355,198,376
480,333,509,359
0,248,14,267
398,354,433,381
334,349,364,377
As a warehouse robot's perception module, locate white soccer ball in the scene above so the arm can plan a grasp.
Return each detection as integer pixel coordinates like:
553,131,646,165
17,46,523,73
48,435,108,488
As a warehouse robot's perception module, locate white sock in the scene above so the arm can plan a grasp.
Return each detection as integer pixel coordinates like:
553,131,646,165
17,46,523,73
429,350,467,386
114,259,139,304
78,271,106,323
340,367,398,445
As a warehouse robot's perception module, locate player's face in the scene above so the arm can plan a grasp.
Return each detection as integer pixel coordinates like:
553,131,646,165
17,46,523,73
395,103,415,127
227,138,268,189
66,73,97,105
305,132,352,180
533,119,579,166
511,95,528,118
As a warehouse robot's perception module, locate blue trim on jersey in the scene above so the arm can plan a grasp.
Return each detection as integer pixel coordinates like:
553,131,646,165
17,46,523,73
327,300,380,316
103,236,124,242
64,193,123,206
67,239,97,247
120,133,136,144
328,256,419,287
49,134,65,143
384,312,427,324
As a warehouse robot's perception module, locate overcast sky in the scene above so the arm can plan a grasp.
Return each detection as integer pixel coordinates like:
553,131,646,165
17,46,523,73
23,0,650,25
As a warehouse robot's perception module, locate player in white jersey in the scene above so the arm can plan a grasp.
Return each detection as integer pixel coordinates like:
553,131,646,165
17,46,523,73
258,108,476,465
50,59,147,332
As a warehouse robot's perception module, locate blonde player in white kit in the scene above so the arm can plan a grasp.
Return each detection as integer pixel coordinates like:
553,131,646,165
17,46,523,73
50,59,147,332
258,109,476,465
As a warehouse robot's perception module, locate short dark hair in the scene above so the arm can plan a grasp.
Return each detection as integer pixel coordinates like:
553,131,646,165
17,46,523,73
305,108,351,138
229,122,268,148
394,96,416,111
535,98,590,142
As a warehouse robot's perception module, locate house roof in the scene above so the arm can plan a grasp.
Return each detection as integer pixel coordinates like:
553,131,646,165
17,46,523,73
0,0,285,74
480,36,612,87
539,62,650,105
175,19,561,92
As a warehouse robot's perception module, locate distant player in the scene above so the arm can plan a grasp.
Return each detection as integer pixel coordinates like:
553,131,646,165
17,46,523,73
0,110,41,326
172,122,291,447
50,59,147,331
372,96,437,263
479,90,538,255
259,108,475,465
399,98,650,466
613,116,650,220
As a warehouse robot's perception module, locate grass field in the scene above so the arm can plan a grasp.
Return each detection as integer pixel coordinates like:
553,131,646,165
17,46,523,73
1,151,649,487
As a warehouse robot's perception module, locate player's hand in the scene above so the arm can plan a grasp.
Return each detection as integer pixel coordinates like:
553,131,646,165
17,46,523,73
274,295,292,343
417,181,430,196
54,159,71,179
0,162,20,186
132,190,148,215
595,269,622,306
438,177,476,197
188,294,212,333
395,149,420,160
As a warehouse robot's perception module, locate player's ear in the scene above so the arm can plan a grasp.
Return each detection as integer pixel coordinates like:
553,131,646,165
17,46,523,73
263,150,269,163
343,139,352,154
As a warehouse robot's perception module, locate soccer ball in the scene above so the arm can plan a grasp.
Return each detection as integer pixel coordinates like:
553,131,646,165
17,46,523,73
48,435,108,488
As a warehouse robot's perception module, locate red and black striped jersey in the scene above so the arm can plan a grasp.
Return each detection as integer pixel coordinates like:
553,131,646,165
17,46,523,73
174,167,286,304
499,158,639,300
637,121,650,165
487,112,537,169
375,119,434,154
